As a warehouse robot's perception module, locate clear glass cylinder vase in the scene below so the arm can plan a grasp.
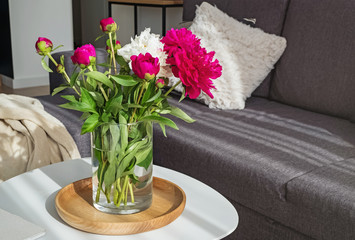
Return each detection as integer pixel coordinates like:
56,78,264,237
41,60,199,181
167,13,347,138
91,121,153,214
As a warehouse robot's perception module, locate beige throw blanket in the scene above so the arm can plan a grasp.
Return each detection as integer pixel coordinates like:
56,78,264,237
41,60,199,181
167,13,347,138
0,94,81,182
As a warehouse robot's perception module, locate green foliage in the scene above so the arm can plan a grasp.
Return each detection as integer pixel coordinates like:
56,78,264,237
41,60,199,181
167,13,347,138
45,30,197,205
41,57,53,72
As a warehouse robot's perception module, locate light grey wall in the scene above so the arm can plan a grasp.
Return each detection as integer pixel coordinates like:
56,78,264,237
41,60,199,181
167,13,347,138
4,0,73,89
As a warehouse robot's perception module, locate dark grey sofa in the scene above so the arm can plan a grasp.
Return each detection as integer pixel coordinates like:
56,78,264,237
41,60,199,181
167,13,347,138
37,0,355,239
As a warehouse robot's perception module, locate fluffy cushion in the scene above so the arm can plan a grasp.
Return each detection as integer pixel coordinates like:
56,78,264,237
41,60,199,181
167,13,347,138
176,2,286,109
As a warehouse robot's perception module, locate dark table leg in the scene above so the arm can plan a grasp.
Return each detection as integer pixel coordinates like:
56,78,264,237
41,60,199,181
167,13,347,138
108,2,112,17
134,4,138,36
162,6,166,36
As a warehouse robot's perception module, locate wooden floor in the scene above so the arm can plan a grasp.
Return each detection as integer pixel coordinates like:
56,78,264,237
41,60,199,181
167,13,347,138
0,77,49,97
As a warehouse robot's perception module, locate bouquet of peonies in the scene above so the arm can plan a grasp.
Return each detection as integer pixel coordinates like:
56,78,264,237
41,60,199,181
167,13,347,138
35,17,222,212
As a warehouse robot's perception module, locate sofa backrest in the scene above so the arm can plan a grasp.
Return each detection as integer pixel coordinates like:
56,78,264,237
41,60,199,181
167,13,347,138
182,0,290,97
270,0,355,122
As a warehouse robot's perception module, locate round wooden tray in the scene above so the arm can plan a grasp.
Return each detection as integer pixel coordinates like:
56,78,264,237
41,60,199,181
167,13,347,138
55,177,186,235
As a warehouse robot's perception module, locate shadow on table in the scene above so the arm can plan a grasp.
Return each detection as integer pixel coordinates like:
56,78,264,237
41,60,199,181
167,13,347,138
45,190,67,225
40,159,91,188
182,208,231,238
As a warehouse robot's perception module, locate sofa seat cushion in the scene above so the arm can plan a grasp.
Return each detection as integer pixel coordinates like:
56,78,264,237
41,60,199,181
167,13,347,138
154,95,355,239
286,157,355,239
36,95,91,157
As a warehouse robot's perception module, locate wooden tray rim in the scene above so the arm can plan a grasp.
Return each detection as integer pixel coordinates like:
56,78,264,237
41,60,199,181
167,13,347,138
55,176,186,235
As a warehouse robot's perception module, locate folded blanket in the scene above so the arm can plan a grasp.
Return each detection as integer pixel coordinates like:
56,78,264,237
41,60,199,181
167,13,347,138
0,94,81,182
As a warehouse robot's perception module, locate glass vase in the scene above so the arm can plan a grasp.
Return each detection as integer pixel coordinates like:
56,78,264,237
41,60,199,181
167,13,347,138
91,121,153,214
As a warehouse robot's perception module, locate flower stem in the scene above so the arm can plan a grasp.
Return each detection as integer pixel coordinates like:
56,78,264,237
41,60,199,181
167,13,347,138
129,81,146,124
95,160,107,203
109,33,117,75
165,80,182,97
98,82,109,102
128,182,135,203
46,53,81,96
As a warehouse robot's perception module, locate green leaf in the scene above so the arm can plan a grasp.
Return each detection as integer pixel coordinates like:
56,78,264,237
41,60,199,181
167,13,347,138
109,123,120,151
137,148,153,170
136,144,153,165
122,103,143,109
60,55,65,65
146,89,162,103
81,113,99,134
105,96,123,116
158,123,167,137
101,112,111,122
111,75,138,86
52,45,64,52
97,63,114,68
89,91,104,107
80,112,90,121
116,55,126,65
170,106,195,123
59,93,97,113
179,88,186,102
41,57,53,72
52,85,69,96
117,140,146,176
95,34,105,41
70,71,79,87
119,112,128,152
80,88,96,111
61,95,77,102
141,81,155,104
140,115,179,130
85,71,113,89
104,163,116,187
86,76,97,90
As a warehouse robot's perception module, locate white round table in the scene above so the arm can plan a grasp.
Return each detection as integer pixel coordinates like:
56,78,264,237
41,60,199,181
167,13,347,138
0,158,238,239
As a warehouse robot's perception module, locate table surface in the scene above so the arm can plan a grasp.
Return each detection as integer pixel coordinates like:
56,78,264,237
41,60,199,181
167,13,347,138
0,158,238,240
108,0,183,6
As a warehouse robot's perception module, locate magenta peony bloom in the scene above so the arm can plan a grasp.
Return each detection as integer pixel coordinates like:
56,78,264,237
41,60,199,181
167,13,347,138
161,28,200,58
169,48,221,99
35,37,53,55
162,28,222,99
100,17,117,33
130,53,160,80
71,44,96,68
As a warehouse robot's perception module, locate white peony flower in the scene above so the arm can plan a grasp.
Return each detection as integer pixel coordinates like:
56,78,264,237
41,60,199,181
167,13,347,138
117,28,172,78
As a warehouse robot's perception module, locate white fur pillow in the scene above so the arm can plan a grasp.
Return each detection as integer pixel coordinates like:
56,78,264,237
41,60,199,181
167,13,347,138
179,2,287,109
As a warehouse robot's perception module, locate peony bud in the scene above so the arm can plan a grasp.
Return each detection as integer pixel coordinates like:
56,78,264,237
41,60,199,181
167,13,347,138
56,64,65,73
106,40,121,53
100,17,117,33
71,44,96,69
35,37,53,55
156,78,165,88
130,53,160,80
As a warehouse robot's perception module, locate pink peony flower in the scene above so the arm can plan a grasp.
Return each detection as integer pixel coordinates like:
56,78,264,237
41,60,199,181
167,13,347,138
162,28,222,99
161,28,200,58
130,53,160,80
71,44,96,68
100,17,117,33
35,37,53,55
169,48,221,99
